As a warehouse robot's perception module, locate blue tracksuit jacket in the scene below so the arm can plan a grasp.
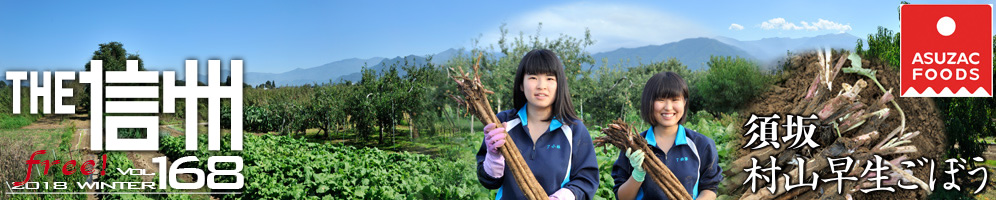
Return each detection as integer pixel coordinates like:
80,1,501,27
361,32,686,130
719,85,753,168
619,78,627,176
477,106,599,200
611,125,723,200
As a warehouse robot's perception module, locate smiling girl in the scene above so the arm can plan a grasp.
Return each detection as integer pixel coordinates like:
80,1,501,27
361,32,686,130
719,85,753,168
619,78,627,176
612,72,723,200
476,49,599,200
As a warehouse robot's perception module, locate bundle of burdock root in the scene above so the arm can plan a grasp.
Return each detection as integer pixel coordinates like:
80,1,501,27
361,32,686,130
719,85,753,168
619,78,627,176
729,49,929,200
447,53,547,200
594,119,693,200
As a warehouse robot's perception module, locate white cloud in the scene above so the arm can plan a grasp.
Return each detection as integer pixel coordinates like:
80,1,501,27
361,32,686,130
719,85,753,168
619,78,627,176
761,18,800,30
480,2,712,53
729,23,744,30
760,18,851,33
809,19,852,33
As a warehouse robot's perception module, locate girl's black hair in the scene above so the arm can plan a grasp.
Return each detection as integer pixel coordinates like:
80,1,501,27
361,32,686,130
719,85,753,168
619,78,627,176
640,71,690,126
512,49,579,126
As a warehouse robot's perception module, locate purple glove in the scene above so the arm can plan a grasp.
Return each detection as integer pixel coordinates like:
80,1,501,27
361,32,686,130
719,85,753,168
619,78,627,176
550,188,575,200
483,123,507,178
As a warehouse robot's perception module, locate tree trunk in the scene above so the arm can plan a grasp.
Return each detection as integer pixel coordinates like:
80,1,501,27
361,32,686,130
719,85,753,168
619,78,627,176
409,113,419,139
448,108,457,136
580,100,584,121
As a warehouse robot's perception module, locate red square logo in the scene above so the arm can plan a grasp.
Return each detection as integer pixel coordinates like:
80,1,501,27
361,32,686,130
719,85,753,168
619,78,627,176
900,4,993,97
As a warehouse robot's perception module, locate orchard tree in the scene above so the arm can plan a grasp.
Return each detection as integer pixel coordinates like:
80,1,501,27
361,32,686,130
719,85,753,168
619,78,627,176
448,23,596,121
80,42,145,112
347,67,379,141
399,59,437,139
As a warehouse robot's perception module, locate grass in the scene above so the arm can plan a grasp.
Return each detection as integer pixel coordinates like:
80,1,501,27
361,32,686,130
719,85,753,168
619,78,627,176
0,129,65,152
0,126,88,200
0,115,39,129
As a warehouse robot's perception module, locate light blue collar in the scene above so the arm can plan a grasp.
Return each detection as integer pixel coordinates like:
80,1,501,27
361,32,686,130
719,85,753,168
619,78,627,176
645,125,687,147
517,106,562,132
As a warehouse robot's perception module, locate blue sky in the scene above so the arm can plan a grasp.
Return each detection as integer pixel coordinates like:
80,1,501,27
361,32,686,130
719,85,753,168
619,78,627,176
0,0,991,74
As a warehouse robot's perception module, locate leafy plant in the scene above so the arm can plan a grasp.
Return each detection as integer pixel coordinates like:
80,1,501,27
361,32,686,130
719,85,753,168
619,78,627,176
159,134,488,199
695,56,771,113
854,26,900,70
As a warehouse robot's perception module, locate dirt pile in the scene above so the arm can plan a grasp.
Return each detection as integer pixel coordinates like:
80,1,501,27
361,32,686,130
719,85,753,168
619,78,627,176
726,50,946,200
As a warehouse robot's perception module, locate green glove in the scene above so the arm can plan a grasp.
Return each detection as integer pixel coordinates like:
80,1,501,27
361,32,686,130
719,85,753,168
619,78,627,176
626,148,647,182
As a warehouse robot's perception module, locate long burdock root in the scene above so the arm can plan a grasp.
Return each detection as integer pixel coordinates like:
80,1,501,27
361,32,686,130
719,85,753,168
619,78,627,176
594,119,694,200
447,53,548,200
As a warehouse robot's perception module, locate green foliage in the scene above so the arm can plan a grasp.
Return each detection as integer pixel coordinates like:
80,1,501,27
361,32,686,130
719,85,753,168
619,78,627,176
3,127,88,200
344,73,379,138
117,128,148,139
584,58,696,126
257,80,277,89
159,134,487,199
242,57,444,142
371,66,405,142
0,116,34,129
84,42,145,72
589,128,618,200
584,65,633,125
311,84,349,136
79,42,146,112
95,150,196,200
936,97,996,160
243,85,317,135
447,23,596,116
695,56,771,113
243,105,278,132
98,152,151,200
0,86,16,115
855,26,900,70
218,99,233,129
0,86,44,129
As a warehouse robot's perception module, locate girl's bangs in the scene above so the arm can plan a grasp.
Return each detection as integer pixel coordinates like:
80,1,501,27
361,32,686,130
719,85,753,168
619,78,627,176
521,51,561,76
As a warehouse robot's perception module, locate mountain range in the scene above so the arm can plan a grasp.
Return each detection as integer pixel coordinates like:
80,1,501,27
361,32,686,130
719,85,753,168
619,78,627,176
236,33,862,86
714,33,862,69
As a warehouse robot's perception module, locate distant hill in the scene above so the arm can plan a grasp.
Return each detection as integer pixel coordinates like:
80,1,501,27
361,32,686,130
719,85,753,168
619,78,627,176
241,57,383,86
592,37,754,71
231,34,862,86
336,55,430,83
714,33,861,70
241,48,464,86
429,48,464,65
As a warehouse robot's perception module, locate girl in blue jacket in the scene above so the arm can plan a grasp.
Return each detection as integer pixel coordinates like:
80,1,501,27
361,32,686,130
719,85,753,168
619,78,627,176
476,49,599,200
612,72,723,200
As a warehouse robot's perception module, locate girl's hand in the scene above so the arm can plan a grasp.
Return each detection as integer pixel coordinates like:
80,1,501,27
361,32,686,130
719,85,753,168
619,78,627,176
482,123,508,178
550,188,575,200
626,148,646,182
483,123,508,154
